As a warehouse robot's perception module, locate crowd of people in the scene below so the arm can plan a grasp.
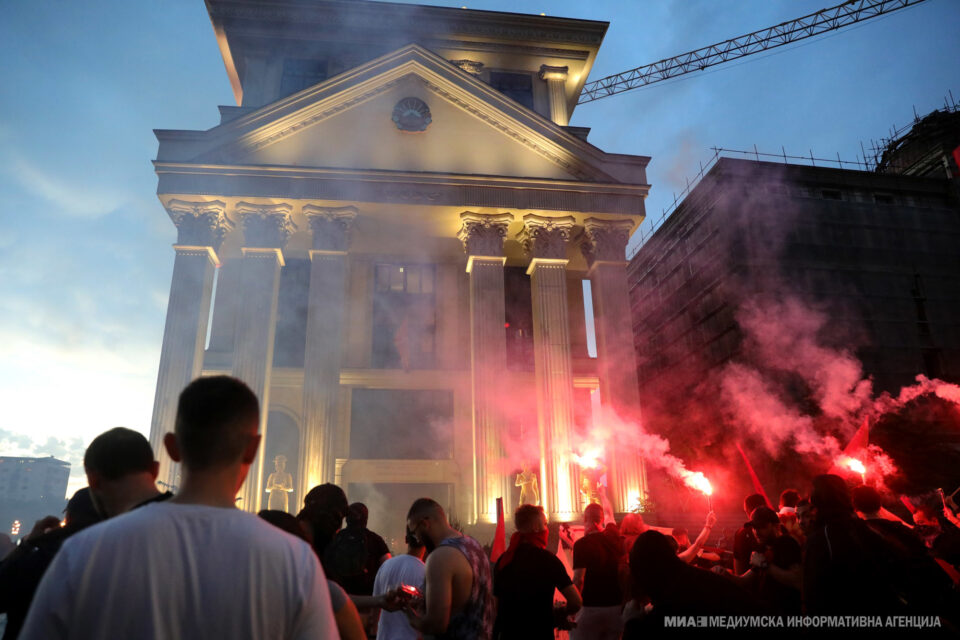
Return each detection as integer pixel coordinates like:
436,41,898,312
1,374,959,638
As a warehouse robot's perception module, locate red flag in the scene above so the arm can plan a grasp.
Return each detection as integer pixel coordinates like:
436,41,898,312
828,416,870,476
736,442,772,509
490,497,506,562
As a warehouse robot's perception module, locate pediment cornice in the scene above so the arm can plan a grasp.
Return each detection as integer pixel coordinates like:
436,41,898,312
173,44,621,183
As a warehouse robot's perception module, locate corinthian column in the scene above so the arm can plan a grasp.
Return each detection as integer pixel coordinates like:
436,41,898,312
539,65,569,126
299,205,356,502
519,214,579,522
458,212,513,524
149,200,229,491
233,202,293,512
581,217,647,512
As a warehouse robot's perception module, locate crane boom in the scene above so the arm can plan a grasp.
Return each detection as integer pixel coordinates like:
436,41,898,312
578,0,929,104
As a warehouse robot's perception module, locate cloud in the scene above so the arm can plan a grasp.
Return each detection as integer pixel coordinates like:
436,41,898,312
4,153,131,219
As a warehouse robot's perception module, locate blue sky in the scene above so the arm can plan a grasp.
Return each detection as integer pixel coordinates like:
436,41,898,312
1,0,957,496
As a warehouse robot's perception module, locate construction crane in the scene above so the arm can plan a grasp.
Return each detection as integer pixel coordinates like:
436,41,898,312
579,0,929,104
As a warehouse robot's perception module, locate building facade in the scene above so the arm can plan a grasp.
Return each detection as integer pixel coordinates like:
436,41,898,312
628,156,960,424
0,457,70,504
148,0,651,530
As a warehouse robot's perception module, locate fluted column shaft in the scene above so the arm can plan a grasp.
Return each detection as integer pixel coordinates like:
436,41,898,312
149,200,228,491
582,218,647,512
233,203,293,512
521,215,579,522
300,206,356,503
539,65,570,127
459,212,513,524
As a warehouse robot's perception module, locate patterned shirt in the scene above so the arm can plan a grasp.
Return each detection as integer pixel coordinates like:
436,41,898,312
435,534,495,640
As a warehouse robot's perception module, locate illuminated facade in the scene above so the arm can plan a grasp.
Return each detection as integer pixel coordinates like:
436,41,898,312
148,0,651,528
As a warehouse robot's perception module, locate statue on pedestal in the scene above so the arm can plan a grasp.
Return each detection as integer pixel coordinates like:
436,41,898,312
265,455,293,513
515,465,540,506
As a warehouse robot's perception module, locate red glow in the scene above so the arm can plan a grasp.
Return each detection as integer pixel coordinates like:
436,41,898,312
504,322,510,328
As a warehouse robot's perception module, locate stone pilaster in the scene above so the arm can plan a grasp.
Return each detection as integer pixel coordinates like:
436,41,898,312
233,202,293,512
149,200,229,492
580,217,647,512
458,212,513,524
539,65,570,127
299,205,357,503
519,214,579,522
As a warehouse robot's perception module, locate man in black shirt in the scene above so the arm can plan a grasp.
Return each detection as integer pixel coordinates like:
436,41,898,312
494,505,581,640
324,502,391,596
743,506,802,615
732,493,766,576
571,503,622,640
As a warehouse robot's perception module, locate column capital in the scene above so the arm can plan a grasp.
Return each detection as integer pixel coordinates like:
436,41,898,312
539,65,569,82
580,217,634,267
450,59,484,76
236,202,295,249
304,204,358,252
166,199,231,250
458,212,513,259
519,213,576,260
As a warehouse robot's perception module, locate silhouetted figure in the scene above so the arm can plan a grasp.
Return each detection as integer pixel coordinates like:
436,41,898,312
324,502,391,596
20,376,337,639
623,531,762,638
1,426,164,640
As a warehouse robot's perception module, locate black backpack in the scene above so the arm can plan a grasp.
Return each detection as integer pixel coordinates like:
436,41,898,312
324,527,371,592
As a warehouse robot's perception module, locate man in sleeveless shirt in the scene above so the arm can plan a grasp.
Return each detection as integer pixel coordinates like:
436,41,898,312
403,498,494,639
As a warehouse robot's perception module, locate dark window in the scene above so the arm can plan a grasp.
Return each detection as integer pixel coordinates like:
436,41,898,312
273,259,310,367
280,59,329,96
488,72,534,110
504,267,534,371
821,189,842,201
349,389,453,459
874,193,895,205
372,264,436,369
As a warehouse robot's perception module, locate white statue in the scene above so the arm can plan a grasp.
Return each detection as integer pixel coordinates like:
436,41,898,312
516,466,540,506
265,455,293,513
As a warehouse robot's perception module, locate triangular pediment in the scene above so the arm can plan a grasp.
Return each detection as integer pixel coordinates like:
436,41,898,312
180,45,618,183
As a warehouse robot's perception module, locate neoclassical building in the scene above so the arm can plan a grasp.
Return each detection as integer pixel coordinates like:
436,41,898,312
148,0,651,531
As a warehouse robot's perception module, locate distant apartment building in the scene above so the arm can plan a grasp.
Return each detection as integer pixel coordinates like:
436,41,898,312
627,154,960,416
0,457,70,503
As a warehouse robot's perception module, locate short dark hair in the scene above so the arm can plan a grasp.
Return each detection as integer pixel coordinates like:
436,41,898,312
405,526,425,549
584,503,604,524
779,489,801,509
744,494,767,513
851,485,882,514
174,376,259,470
346,502,369,528
304,483,349,520
811,474,853,520
84,427,155,480
407,498,443,523
796,498,811,509
259,510,308,542
514,504,545,532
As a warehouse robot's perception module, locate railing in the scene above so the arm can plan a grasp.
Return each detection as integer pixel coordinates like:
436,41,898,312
628,145,876,259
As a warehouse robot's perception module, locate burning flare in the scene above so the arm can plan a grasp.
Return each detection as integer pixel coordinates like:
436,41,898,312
573,447,603,469
839,456,866,475
684,471,713,496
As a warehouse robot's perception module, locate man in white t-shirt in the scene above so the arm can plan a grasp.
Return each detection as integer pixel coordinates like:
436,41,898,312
20,375,339,640
373,529,426,640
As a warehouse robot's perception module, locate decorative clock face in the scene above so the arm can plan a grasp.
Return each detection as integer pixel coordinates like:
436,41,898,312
392,97,432,132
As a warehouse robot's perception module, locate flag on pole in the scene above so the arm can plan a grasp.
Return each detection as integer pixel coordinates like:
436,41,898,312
490,497,506,563
736,442,772,509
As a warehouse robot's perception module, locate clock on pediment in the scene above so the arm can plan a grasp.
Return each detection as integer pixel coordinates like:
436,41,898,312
392,97,432,132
